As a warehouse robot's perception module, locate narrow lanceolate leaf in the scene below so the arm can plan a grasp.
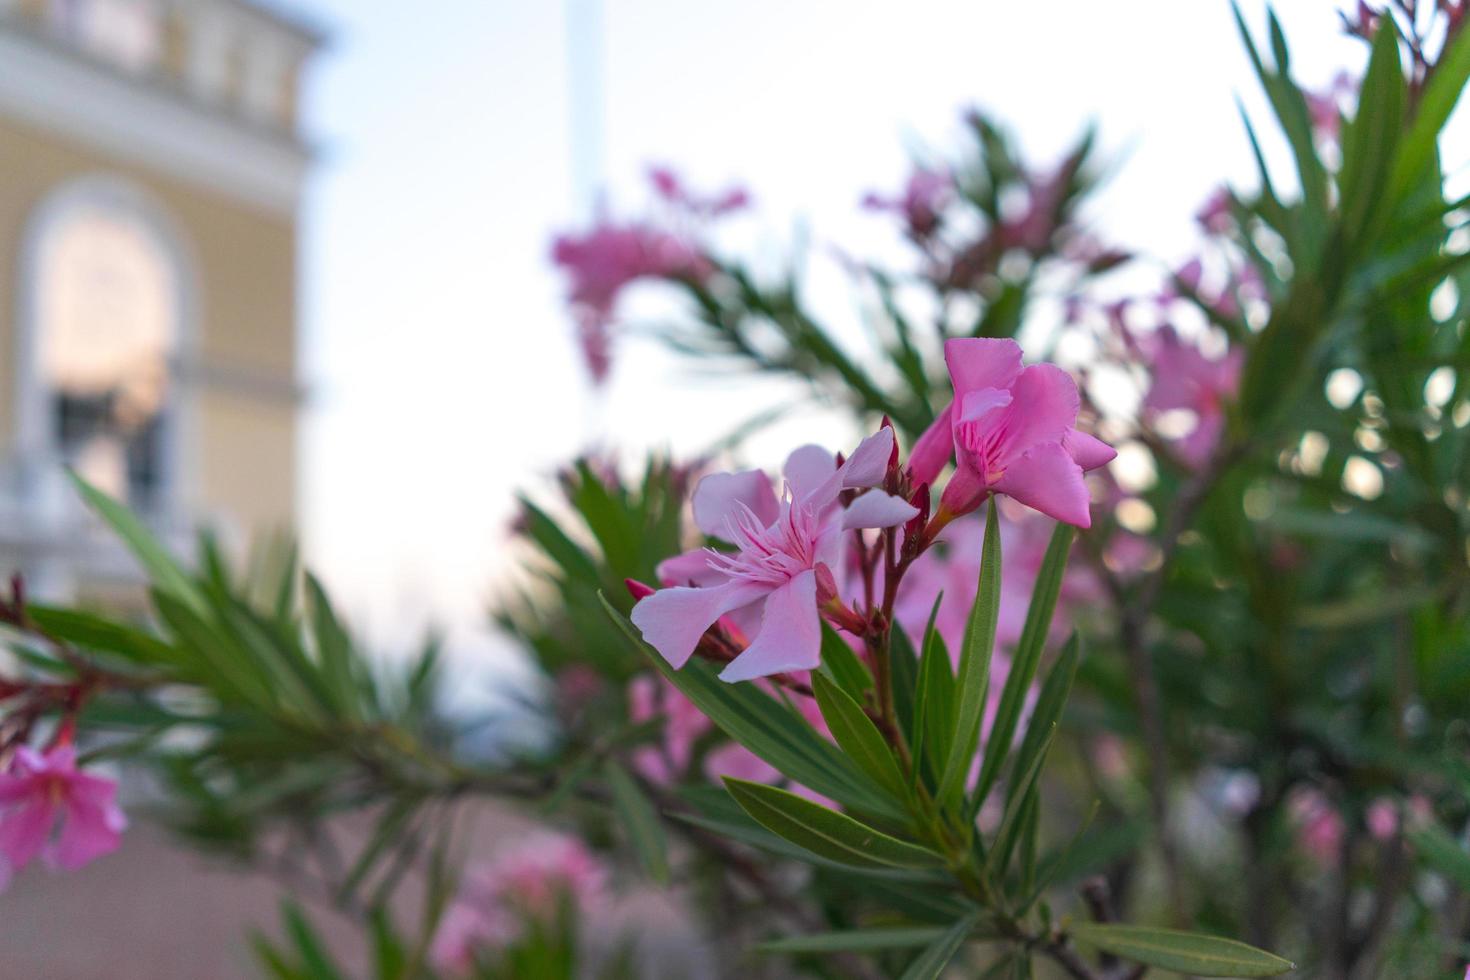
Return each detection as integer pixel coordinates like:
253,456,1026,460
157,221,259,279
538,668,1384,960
912,595,956,789
1005,633,1082,813
973,522,1073,810
812,673,908,804
1391,10,1470,205
898,915,979,980
985,723,1055,877
758,927,948,955
70,473,201,611
818,622,872,699
938,498,1002,806
605,761,670,884
1409,825,1470,890
723,778,943,870
1070,923,1294,977
600,594,903,820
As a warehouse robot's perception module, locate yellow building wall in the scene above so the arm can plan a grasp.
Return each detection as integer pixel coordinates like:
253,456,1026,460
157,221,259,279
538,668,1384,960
0,112,299,531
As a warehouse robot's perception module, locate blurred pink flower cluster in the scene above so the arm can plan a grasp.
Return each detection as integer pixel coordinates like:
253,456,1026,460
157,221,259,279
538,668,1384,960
430,831,606,974
0,745,125,889
627,673,829,800
550,167,747,384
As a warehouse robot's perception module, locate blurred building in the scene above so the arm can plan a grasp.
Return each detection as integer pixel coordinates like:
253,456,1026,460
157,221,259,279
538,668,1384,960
0,0,323,602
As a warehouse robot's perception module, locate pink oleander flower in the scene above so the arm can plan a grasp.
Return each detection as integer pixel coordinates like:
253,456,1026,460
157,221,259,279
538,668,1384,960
0,745,126,888
1288,788,1345,866
1306,71,1357,143
626,672,832,803
632,429,918,682
627,673,710,785
649,165,750,216
1142,325,1243,469
863,167,952,240
1000,167,1068,253
1365,797,1398,841
551,222,710,384
1195,186,1234,236
430,831,605,975
908,338,1116,528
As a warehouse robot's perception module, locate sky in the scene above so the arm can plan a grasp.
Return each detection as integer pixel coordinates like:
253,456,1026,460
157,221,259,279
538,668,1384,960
293,1,1398,666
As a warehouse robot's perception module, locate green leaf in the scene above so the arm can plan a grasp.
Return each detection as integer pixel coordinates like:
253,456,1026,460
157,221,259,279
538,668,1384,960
912,595,957,788
812,673,908,804
1006,633,1082,813
1070,923,1294,977
985,723,1055,877
600,594,902,819
1391,13,1470,205
1410,825,1470,890
26,605,174,665
723,778,943,870
305,574,361,720
889,623,921,745
70,473,200,611
898,915,978,980
1338,19,1405,241
938,498,1002,805
758,927,949,955
281,901,347,980
605,761,670,884
1020,800,1100,912
973,522,1073,810
818,621,872,699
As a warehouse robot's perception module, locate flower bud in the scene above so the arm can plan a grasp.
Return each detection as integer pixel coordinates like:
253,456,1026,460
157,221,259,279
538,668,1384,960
624,578,656,603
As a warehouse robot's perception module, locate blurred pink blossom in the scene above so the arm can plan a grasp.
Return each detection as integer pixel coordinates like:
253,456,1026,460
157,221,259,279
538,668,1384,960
627,673,710,785
1288,788,1345,866
550,223,710,383
863,167,952,240
1365,797,1398,841
1195,187,1234,236
648,165,750,216
1141,326,1243,469
0,745,125,889
430,831,606,974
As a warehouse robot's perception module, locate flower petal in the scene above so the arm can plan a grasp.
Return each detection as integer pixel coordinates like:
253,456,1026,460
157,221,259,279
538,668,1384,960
944,337,1023,399
631,580,770,668
1062,429,1117,472
842,491,919,530
692,470,778,539
939,459,989,516
783,445,837,500
656,548,727,588
993,441,1093,527
0,798,56,872
908,402,955,484
988,364,1080,467
50,795,124,870
720,570,821,682
837,428,893,489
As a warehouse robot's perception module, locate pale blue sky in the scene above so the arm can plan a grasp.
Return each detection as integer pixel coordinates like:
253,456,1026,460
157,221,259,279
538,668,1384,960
293,2,1388,658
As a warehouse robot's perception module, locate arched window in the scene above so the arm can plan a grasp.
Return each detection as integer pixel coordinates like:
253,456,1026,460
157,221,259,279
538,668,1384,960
19,179,187,515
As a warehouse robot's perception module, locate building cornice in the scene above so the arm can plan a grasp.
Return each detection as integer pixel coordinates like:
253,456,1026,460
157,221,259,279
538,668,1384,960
0,20,314,218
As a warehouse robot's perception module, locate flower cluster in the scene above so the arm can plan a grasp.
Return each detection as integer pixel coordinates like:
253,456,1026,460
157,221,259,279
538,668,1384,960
631,340,1114,685
0,745,125,889
551,168,747,384
430,831,606,974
